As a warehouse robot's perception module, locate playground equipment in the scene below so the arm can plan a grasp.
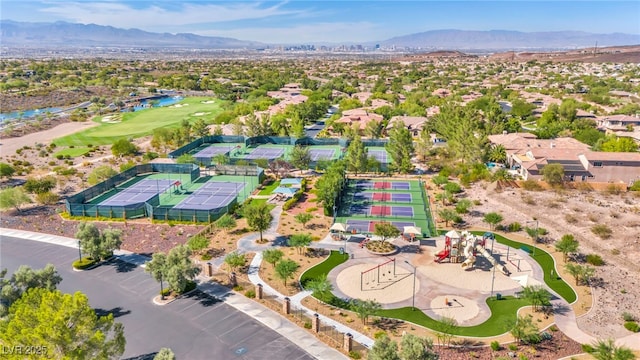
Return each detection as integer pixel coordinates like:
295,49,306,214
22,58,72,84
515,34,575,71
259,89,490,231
435,230,510,276
361,258,397,291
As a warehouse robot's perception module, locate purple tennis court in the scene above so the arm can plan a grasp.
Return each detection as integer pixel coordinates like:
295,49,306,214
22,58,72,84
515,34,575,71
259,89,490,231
355,180,411,190
346,219,416,233
173,181,245,210
349,204,414,217
244,147,285,160
355,192,412,202
368,149,388,163
100,179,176,206
309,149,336,161
193,145,234,158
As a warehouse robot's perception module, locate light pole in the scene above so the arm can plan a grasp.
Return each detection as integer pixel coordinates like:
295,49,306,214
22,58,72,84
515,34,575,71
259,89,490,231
489,234,497,298
78,239,82,261
404,260,416,311
526,220,538,257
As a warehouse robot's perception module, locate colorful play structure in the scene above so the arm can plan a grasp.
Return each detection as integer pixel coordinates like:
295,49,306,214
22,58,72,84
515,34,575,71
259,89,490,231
435,230,510,276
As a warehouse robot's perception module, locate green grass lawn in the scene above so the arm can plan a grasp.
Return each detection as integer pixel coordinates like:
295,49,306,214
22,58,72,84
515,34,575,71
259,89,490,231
258,180,281,195
54,97,225,146
300,250,349,287
53,147,92,158
471,231,577,303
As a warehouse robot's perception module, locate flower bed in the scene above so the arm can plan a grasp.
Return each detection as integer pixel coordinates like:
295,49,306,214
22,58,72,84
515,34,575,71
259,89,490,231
365,240,397,255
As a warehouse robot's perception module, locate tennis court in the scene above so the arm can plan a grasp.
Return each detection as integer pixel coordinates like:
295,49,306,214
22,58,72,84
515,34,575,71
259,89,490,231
244,147,285,160
309,148,336,161
349,204,414,217
99,179,177,206
193,145,234,158
174,181,245,210
346,220,417,233
355,192,412,202
367,149,388,163
356,180,411,190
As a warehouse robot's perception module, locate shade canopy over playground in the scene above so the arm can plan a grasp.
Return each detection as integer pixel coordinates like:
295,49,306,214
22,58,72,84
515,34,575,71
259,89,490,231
403,226,422,235
280,178,303,186
330,222,349,232
272,187,297,196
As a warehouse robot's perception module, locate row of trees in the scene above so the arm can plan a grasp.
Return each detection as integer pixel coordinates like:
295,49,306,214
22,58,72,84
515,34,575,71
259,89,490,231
315,160,347,215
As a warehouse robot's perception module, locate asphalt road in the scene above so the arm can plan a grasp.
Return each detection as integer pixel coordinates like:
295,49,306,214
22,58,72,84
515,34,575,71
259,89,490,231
0,236,315,360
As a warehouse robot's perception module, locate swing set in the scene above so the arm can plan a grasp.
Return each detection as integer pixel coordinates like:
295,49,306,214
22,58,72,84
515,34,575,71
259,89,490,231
360,258,397,291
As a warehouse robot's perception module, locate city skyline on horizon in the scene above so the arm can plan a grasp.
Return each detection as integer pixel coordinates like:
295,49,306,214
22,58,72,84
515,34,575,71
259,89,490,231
2,1,639,44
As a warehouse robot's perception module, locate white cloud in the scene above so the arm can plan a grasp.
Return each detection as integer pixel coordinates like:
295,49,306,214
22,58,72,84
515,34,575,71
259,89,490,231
199,22,382,43
39,1,303,29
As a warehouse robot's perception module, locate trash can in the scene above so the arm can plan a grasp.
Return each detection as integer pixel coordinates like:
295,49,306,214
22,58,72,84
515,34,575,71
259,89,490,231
496,293,502,300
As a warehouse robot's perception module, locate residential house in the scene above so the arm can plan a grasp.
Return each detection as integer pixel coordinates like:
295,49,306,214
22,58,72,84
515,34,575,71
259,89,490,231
334,109,383,132
596,114,640,131
386,116,429,136
488,132,640,185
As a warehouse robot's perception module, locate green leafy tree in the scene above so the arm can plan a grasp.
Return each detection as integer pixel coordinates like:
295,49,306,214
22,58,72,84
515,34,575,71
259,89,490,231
304,275,333,294
438,209,458,227
294,212,313,228
434,191,453,206
176,153,197,164
192,118,210,138
0,288,126,359
455,199,472,214
0,264,62,316
224,252,247,273
165,245,201,293
243,202,273,243
216,214,237,235
564,262,582,285
289,145,312,170
483,212,503,230
414,129,433,162
346,137,369,175
522,285,551,312
352,299,381,325
275,259,299,286
600,137,638,152
367,334,400,360
212,153,229,166
400,333,438,360
374,222,401,241
289,233,313,255
364,120,383,139
368,335,400,360
385,121,415,174
589,339,636,360
87,165,118,185
0,187,32,212
290,113,306,138
541,163,565,186
0,162,15,179
433,316,458,347
24,176,57,194
509,314,539,344
262,248,284,268
525,226,541,245
75,222,122,261
145,253,168,299
555,234,580,262
431,103,487,164
111,138,138,157
154,348,176,360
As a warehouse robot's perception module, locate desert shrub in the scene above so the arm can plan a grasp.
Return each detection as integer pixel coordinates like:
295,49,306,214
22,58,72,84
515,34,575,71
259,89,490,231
591,224,612,239
521,179,543,191
624,322,640,333
622,312,636,322
508,222,522,232
587,214,599,222
611,249,620,255
245,289,256,298
348,351,362,359
72,257,97,270
564,214,578,224
305,207,318,213
35,191,59,205
508,344,518,351
201,253,212,261
521,195,536,205
160,288,171,297
546,200,560,209
443,182,462,194
586,254,604,266
630,180,640,191
373,330,387,339
490,341,501,351
582,344,594,353
606,184,622,195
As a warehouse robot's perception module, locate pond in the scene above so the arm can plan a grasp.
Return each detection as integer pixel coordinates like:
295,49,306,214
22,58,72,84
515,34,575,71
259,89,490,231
0,107,61,122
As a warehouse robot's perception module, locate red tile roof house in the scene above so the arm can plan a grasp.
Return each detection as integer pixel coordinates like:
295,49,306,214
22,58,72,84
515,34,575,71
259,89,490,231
386,116,429,136
488,132,640,185
333,109,383,133
596,114,640,131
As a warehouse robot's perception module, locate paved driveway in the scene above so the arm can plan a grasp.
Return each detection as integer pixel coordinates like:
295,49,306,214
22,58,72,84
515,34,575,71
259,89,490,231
0,236,315,360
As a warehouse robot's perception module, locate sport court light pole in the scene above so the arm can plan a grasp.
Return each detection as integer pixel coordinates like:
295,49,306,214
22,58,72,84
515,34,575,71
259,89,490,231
525,220,538,257
404,260,417,311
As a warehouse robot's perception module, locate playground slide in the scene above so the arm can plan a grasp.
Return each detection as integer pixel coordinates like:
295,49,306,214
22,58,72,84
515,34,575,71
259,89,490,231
475,245,510,275
461,242,476,268
435,249,449,262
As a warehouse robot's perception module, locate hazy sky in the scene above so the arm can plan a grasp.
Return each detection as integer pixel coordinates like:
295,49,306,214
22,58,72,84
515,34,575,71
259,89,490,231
2,1,639,43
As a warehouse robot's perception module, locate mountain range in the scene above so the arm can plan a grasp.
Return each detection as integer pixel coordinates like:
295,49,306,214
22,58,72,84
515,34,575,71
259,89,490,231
1,20,639,50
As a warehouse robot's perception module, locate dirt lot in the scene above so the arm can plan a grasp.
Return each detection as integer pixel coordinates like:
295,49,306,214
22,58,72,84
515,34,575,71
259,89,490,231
457,181,640,339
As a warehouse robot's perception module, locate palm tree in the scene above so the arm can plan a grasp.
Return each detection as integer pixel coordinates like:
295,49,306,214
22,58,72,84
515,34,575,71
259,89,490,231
488,144,507,164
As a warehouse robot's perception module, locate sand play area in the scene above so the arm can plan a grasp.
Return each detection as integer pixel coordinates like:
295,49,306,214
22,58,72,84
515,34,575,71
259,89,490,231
331,235,536,325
